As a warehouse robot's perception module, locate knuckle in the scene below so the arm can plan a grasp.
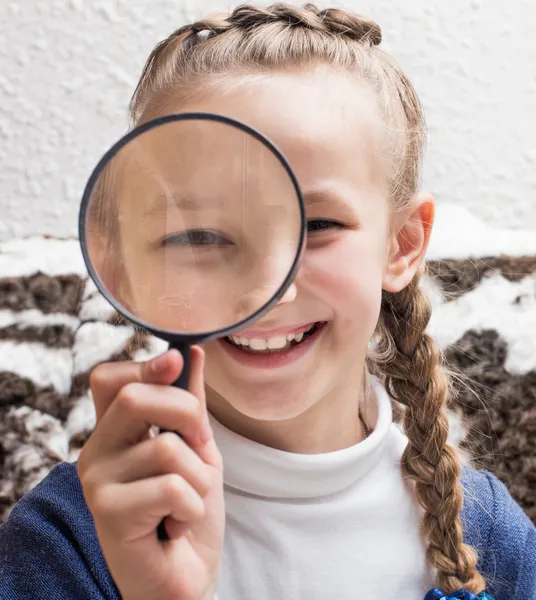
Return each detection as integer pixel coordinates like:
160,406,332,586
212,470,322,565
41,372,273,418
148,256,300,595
78,462,100,492
164,473,186,498
157,388,202,429
91,485,118,519
179,392,203,423
115,382,142,411
165,475,204,519
155,432,181,463
196,466,213,496
89,362,111,394
155,433,212,495
189,499,205,521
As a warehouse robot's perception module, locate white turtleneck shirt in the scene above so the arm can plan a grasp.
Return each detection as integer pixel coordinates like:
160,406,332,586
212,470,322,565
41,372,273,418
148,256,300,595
209,379,435,599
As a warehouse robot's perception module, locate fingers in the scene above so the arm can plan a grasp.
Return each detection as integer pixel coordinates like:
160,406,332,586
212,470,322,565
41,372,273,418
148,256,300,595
79,345,217,481
89,382,208,455
90,349,184,422
188,346,221,469
89,474,205,543
102,432,213,497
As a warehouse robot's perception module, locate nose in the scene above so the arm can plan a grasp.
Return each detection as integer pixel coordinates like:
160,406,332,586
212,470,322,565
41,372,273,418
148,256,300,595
233,248,298,319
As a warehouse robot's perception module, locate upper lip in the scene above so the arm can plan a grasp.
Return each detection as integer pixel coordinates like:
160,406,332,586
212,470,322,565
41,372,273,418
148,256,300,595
229,322,322,339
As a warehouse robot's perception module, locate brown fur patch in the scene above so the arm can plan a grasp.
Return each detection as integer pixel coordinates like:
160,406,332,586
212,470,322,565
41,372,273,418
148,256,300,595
0,273,84,314
447,330,536,523
427,256,536,300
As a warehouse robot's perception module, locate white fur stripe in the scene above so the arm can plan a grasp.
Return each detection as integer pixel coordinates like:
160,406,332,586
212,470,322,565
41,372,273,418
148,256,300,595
428,273,536,374
428,203,536,260
73,322,136,374
0,341,72,394
132,336,168,362
0,237,85,277
0,309,80,330
65,393,96,444
8,405,70,462
78,289,116,321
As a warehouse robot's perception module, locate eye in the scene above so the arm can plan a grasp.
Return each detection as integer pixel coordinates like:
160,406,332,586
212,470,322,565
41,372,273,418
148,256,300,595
161,229,232,247
307,219,344,233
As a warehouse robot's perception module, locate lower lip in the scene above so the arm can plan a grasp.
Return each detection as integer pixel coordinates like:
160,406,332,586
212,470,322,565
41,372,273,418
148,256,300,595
217,322,327,369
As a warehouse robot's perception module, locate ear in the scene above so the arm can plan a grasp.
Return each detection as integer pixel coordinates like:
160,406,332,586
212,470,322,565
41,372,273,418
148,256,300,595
382,192,435,293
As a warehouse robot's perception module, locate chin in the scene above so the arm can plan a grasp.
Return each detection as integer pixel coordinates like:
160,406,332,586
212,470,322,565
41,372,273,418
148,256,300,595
207,375,327,423
241,388,316,421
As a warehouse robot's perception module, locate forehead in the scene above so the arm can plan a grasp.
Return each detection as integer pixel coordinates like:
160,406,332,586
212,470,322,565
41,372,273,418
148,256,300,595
170,66,384,192
99,67,388,231
109,116,301,216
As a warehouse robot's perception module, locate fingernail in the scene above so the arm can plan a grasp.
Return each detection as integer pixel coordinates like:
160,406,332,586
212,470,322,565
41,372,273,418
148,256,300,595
150,353,168,375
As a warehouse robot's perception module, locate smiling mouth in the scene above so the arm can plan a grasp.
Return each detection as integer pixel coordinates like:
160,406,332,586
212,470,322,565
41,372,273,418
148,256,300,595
223,322,325,354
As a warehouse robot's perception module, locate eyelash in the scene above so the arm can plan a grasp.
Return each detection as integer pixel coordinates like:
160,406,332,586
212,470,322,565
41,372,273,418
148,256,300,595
160,220,343,248
161,230,230,247
307,219,344,233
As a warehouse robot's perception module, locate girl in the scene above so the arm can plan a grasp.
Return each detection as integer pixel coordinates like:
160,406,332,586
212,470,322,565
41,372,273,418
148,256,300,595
1,4,534,600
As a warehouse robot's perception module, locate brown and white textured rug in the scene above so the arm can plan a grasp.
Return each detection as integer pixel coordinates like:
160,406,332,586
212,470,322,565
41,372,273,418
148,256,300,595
1,204,535,524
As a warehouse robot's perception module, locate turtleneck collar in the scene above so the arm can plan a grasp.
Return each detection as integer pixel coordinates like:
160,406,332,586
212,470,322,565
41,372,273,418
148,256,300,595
208,378,394,499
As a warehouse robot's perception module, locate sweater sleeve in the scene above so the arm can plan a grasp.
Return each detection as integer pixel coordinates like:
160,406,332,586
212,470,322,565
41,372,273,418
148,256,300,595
483,472,536,599
0,461,121,600
462,468,536,600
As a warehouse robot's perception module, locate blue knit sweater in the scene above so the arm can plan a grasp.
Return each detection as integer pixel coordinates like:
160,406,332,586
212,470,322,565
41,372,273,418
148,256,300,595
0,462,535,599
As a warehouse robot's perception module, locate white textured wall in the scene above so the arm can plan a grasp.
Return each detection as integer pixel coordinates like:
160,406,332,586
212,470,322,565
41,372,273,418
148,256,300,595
1,0,535,241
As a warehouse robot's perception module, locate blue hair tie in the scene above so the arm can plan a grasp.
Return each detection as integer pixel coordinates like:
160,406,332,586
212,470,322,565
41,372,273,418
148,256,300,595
424,589,494,600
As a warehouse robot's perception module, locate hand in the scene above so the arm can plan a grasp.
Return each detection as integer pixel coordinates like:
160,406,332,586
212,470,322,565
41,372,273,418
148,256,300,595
76,347,225,600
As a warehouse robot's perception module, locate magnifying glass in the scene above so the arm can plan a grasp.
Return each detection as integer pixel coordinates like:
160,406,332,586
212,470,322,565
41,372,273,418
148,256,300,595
78,112,305,539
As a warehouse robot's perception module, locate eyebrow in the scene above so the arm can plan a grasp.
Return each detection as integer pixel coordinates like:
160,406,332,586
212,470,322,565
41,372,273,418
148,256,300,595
304,191,334,206
142,187,358,218
142,192,225,217
303,188,360,219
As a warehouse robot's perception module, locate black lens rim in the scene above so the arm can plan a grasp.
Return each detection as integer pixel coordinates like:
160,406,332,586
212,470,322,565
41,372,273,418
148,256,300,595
78,111,306,345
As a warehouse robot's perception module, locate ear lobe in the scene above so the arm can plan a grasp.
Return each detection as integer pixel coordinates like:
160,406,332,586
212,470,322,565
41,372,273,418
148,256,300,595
382,193,435,293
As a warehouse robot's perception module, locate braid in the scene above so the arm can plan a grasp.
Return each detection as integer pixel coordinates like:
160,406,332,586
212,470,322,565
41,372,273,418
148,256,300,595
130,3,382,122
373,271,485,594
226,3,382,45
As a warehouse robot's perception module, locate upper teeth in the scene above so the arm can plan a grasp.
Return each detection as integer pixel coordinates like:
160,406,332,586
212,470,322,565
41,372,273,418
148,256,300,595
229,325,314,350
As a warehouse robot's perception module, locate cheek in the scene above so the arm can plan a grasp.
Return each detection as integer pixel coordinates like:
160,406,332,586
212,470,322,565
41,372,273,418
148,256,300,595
302,234,386,327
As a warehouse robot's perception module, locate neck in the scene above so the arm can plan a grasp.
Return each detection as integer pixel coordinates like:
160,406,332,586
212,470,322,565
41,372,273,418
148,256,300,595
206,371,367,454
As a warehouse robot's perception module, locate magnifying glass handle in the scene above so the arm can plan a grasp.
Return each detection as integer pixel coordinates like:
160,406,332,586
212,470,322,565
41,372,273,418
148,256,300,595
157,341,191,541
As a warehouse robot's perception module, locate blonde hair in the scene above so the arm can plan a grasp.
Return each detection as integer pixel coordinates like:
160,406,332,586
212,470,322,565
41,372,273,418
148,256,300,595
129,3,485,593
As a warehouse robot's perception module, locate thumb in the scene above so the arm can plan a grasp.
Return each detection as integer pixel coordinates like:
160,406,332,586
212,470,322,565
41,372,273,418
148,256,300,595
188,345,206,406
189,345,221,470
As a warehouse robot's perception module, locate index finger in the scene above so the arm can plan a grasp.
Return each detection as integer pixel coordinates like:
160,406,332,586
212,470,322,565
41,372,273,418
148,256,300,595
89,349,184,422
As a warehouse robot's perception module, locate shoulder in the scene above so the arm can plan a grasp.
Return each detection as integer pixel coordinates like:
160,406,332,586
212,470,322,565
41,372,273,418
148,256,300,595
0,461,119,600
460,467,536,599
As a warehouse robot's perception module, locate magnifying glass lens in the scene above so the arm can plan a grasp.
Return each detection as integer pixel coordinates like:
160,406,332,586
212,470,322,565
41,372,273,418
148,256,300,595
83,116,303,337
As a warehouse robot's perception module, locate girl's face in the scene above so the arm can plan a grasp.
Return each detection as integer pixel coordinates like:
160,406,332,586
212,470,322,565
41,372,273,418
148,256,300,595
111,66,431,449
